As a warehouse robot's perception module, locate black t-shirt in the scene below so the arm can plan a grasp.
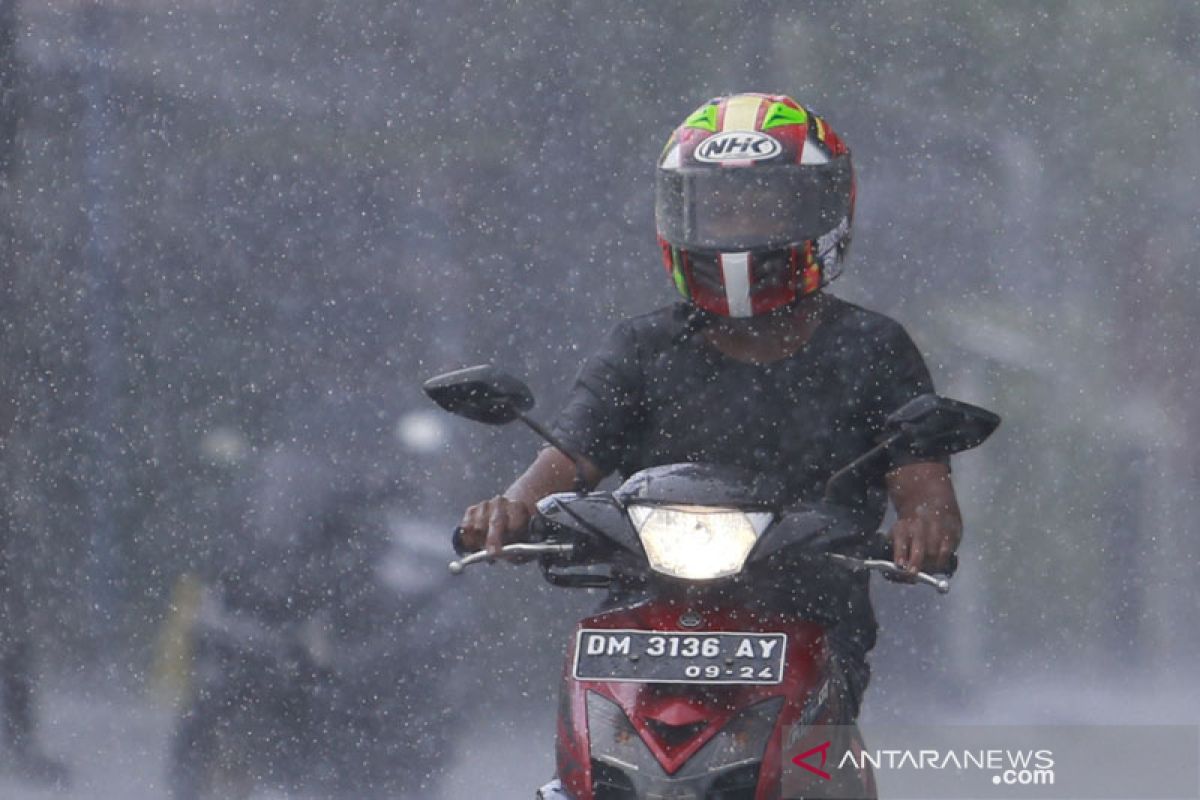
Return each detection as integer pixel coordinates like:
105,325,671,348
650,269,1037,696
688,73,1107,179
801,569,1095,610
552,295,939,528
549,295,942,656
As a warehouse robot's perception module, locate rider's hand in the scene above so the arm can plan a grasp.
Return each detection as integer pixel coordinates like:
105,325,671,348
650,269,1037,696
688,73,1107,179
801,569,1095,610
889,511,960,575
459,495,535,558
885,462,961,576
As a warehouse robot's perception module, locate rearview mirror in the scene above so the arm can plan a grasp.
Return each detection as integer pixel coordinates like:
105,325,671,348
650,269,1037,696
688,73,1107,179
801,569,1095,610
883,394,1000,460
422,365,534,425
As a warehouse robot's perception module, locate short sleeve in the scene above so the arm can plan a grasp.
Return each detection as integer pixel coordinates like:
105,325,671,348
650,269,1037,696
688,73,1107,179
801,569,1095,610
866,322,948,472
550,322,644,475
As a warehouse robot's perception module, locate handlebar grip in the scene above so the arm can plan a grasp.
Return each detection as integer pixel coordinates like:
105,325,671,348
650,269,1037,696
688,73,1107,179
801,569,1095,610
866,534,959,576
451,526,472,556
526,514,549,542
451,509,546,555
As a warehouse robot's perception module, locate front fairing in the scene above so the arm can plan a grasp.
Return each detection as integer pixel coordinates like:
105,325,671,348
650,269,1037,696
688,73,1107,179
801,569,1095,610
535,462,875,586
535,462,786,564
614,462,786,508
557,599,856,800
541,464,875,799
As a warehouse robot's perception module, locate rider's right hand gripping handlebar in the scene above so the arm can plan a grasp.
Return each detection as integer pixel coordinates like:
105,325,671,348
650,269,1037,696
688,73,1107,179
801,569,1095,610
448,541,578,575
448,516,614,589
448,516,581,575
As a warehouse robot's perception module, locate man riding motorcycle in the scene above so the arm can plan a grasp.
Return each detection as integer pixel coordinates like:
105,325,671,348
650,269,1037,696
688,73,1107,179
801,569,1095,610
457,92,961,720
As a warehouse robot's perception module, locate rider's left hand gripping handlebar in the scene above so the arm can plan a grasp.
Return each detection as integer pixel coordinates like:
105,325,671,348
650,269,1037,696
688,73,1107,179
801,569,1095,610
828,553,951,594
829,535,956,594
859,533,958,576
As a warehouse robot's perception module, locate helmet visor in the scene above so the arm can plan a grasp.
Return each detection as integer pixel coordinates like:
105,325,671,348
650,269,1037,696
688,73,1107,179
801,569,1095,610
656,160,852,251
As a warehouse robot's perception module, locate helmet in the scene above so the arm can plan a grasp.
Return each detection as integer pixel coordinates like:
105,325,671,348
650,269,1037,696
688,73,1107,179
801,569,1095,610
655,93,855,318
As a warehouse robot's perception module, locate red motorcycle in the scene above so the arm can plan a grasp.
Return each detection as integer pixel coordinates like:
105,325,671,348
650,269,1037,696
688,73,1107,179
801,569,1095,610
426,366,998,800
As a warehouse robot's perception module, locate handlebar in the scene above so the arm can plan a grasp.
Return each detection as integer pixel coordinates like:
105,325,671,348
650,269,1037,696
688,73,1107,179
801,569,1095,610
826,553,951,594
447,542,577,575
448,537,952,594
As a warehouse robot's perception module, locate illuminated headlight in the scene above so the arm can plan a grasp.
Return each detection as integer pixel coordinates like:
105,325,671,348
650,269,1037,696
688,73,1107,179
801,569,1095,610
626,504,772,581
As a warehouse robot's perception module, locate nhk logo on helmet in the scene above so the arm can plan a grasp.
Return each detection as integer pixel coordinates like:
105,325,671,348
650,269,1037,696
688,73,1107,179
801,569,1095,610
695,131,781,163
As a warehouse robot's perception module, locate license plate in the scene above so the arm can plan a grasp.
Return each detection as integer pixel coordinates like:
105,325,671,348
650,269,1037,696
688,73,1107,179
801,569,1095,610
572,629,786,684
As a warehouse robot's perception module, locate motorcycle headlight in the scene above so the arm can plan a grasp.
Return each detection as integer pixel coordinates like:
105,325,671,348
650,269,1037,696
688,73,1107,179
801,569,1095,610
626,504,772,581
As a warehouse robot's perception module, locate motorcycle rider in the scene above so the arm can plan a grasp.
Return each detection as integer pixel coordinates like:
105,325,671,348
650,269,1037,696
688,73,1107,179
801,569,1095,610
457,93,961,717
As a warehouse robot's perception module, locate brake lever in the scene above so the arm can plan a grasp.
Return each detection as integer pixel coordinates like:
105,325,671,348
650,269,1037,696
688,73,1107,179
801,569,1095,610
827,553,950,594
448,542,576,575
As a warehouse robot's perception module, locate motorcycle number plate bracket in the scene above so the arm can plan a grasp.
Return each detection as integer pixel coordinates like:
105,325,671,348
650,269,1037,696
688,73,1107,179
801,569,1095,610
572,629,786,685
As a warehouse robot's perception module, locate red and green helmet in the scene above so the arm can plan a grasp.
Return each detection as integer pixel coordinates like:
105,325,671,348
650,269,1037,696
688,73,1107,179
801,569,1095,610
655,93,856,318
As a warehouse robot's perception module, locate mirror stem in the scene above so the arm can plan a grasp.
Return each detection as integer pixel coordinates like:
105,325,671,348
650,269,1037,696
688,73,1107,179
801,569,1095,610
823,432,902,501
515,412,589,493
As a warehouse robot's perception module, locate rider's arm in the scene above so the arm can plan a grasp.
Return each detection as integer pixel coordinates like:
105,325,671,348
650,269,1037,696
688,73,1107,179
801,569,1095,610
885,461,961,573
459,320,642,557
458,447,607,557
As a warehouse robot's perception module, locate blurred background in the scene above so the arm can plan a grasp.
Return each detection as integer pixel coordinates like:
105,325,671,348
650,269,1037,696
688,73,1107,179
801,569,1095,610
0,0,1197,797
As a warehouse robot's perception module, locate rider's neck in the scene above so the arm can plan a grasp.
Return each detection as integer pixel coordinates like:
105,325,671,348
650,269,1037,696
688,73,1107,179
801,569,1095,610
702,293,827,365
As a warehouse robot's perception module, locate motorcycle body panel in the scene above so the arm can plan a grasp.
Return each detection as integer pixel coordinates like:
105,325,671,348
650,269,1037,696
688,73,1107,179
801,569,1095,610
555,598,868,800
422,370,996,799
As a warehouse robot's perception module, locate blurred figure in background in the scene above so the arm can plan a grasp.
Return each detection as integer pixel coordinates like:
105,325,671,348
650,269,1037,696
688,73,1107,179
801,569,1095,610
0,3,68,784
168,442,457,799
0,492,70,787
